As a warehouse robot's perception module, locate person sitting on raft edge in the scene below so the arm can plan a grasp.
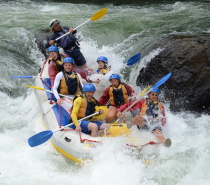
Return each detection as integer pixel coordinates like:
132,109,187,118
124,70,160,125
47,46,67,87
53,57,84,114
70,83,109,137
117,87,172,147
98,74,135,123
45,19,87,69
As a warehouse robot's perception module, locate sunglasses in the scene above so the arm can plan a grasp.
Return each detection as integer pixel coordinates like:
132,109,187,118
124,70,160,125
151,93,159,97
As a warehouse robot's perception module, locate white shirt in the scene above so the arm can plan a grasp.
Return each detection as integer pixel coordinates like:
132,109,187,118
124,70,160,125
53,71,84,100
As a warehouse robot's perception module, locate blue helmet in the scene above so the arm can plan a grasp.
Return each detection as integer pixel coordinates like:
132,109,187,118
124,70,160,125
47,46,59,53
109,74,121,81
151,87,161,94
83,83,96,92
97,56,108,63
63,57,74,64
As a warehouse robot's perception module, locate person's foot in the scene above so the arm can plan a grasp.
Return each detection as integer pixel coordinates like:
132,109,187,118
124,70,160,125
164,138,172,147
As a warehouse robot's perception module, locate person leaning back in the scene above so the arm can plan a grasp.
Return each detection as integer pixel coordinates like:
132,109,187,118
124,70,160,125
117,87,171,147
45,19,87,68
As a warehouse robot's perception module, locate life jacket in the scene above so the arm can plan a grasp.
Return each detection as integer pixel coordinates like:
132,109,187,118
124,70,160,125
48,53,66,73
140,98,162,118
108,83,130,106
73,95,99,119
58,71,82,95
96,66,111,75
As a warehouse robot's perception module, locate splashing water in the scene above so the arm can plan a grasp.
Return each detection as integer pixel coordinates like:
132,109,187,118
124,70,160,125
1,1,210,184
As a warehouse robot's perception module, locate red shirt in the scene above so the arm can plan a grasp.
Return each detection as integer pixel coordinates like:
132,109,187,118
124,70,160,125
118,98,166,126
48,60,58,86
98,83,135,108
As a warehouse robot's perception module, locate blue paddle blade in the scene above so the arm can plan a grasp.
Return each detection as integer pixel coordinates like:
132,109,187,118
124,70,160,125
10,76,33,78
126,53,141,66
150,72,172,91
28,130,53,147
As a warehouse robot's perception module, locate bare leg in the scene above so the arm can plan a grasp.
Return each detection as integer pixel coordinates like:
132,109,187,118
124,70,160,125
153,129,171,147
132,115,145,127
132,116,172,147
88,122,99,137
153,129,166,143
98,123,110,136
106,107,118,123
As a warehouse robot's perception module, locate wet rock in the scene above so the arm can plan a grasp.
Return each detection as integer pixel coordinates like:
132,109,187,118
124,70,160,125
35,31,52,58
136,34,210,114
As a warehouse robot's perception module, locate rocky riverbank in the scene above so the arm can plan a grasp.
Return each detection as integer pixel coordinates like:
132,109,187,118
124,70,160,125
136,34,210,114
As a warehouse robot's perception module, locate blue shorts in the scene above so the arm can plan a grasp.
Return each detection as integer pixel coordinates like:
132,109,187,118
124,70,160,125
70,120,103,135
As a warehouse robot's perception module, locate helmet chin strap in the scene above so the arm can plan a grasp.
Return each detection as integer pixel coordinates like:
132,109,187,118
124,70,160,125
104,64,108,69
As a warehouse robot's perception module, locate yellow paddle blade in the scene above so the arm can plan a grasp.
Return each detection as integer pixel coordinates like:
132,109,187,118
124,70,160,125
140,85,152,96
113,121,119,124
91,8,107,21
22,84,45,91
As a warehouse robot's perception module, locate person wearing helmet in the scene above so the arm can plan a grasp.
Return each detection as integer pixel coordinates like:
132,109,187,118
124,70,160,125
98,74,134,122
84,56,110,84
45,19,87,68
117,87,171,147
95,56,111,75
47,46,68,86
70,84,109,137
53,57,84,114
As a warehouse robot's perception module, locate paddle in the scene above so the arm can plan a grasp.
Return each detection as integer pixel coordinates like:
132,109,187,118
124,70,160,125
28,111,100,147
116,72,172,123
114,85,151,124
10,76,43,78
55,8,107,42
11,53,140,80
23,84,73,100
126,53,141,66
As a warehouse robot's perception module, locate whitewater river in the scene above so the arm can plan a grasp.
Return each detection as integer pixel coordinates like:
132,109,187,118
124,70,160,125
0,0,210,184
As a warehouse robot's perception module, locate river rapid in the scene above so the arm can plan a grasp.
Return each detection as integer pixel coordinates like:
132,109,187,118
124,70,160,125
0,0,210,184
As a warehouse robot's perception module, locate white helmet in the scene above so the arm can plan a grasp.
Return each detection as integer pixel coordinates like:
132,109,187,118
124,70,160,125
49,19,60,28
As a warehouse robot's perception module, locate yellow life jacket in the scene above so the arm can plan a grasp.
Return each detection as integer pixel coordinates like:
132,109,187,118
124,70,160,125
97,67,110,75
73,95,98,119
140,98,162,117
59,71,81,95
92,105,108,121
108,83,129,106
48,54,66,73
